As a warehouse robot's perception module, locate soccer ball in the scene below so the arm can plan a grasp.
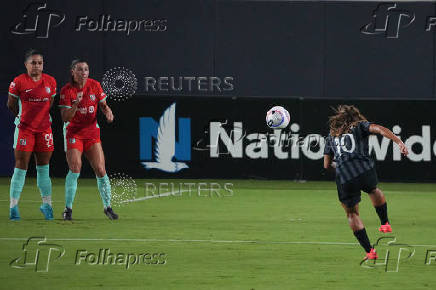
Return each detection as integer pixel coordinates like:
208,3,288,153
266,106,290,129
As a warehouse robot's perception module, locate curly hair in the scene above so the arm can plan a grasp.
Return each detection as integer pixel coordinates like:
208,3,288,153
329,105,368,136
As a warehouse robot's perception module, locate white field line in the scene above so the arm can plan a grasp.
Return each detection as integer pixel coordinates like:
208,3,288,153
0,237,434,248
120,190,189,203
0,200,63,203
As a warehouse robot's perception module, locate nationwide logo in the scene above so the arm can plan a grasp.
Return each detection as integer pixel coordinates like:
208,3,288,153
208,122,436,162
139,103,191,173
361,3,415,39
10,3,65,38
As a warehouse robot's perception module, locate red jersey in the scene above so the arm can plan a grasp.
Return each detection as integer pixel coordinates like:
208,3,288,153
8,73,57,132
59,78,107,139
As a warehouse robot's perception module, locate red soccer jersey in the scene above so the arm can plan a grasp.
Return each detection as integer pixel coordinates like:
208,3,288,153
59,78,107,139
8,73,57,132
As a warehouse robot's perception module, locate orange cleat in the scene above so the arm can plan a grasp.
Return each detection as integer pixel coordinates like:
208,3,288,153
379,222,392,233
365,248,378,260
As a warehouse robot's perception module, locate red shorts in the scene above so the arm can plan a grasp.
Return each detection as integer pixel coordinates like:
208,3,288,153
65,136,101,152
14,127,54,152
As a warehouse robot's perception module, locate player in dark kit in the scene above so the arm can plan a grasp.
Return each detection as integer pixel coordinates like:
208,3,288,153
323,105,409,260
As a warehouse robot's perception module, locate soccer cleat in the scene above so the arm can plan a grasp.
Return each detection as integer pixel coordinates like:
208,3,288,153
63,207,72,221
9,206,21,221
40,203,54,220
379,222,392,233
365,248,378,260
104,207,119,220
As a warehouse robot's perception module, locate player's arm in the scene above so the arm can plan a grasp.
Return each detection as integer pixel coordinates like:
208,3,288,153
99,100,114,123
7,94,18,116
60,101,79,122
369,124,408,156
323,154,336,172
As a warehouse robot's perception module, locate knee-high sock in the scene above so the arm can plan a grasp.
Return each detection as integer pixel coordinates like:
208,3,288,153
10,168,27,208
65,170,80,209
36,165,52,205
97,174,111,208
375,203,389,225
354,228,372,253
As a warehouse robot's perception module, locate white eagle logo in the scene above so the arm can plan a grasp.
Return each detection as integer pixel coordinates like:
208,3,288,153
141,103,189,173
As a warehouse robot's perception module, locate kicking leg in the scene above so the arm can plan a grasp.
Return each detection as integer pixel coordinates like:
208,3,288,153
342,203,377,259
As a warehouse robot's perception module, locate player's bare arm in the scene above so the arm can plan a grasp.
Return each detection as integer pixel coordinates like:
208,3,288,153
60,94,81,122
99,100,114,123
323,154,336,172
369,124,409,156
7,94,18,116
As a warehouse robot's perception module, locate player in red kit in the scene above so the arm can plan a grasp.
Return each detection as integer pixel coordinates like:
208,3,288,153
59,59,118,220
7,49,56,220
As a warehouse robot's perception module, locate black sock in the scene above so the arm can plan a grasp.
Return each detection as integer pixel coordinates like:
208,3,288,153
375,202,389,225
354,228,372,253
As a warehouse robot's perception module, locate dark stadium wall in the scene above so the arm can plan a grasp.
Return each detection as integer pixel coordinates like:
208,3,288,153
1,1,436,180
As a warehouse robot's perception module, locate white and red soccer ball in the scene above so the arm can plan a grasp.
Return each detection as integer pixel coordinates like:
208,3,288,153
266,106,290,129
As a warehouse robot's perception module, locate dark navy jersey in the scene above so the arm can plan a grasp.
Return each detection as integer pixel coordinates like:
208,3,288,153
324,121,375,184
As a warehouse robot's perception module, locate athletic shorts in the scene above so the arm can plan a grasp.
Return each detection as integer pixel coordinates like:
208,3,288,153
65,137,101,152
336,168,378,208
14,127,54,152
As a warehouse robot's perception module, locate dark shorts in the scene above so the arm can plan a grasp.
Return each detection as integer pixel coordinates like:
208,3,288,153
336,168,378,208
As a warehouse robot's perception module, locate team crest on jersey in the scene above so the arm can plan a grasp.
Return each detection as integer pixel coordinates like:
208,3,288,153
45,87,51,94
19,139,26,146
69,138,76,144
90,94,96,101
60,94,65,99
10,82,16,89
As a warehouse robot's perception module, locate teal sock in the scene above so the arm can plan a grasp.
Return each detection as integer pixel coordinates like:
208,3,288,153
36,165,52,205
97,174,111,208
65,170,80,209
9,168,27,208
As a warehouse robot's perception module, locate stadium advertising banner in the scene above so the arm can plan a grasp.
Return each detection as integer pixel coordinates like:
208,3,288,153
81,96,436,182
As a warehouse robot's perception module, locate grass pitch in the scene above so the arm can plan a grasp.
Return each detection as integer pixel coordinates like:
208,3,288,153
0,178,435,289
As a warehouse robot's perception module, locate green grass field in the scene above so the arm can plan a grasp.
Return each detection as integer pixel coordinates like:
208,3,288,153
0,178,435,289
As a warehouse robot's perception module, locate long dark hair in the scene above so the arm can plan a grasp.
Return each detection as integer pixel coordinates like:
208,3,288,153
70,58,87,85
329,105,368,136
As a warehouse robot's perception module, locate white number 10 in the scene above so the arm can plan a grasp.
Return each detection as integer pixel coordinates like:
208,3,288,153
334,134,356,156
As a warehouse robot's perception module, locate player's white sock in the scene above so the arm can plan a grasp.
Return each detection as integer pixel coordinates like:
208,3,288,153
10,198,19,208
42,195,52,206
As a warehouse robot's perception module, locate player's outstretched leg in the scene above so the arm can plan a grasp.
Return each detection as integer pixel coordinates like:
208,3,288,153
9,167,27,220
86,143,118,220
342,203,378,260
368,188,391,233
64,170,80,220
36,164,53,220
97,175,118,220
